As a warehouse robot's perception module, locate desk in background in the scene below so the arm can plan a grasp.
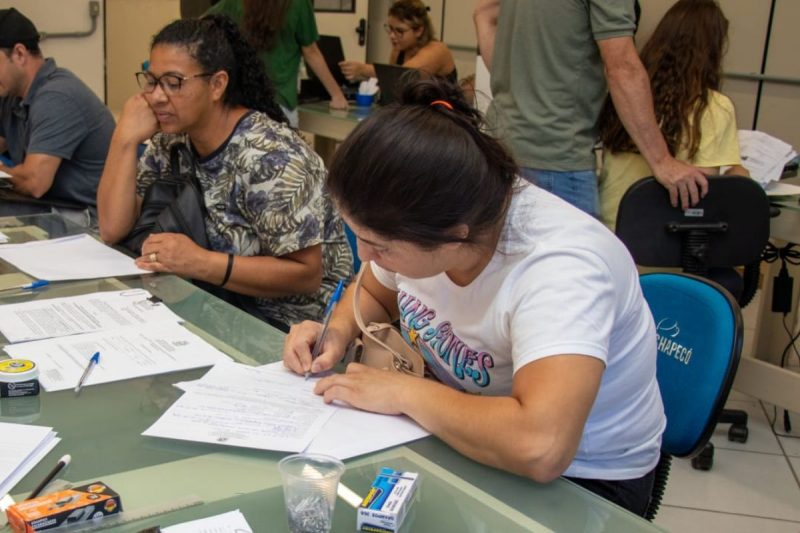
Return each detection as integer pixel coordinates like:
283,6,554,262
0,214,660,532
298,101,368,165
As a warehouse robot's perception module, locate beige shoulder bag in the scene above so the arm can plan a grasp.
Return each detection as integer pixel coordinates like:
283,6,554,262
351,266,425,377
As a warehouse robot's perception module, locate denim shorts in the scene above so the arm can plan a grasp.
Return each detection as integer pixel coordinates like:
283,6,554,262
520,167,599,217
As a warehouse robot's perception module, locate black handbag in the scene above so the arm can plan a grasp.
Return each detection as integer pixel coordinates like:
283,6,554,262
121,142,209,254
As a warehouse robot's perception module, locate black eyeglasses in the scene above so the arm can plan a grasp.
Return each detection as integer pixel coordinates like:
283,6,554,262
135,71,214,95
383,23,411,37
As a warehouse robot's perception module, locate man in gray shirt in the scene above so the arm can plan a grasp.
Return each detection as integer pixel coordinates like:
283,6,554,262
0,8,115,226
474,0,707,217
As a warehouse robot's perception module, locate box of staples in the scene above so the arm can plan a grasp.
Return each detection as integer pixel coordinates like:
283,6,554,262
357,468,418,533
6,482,122,532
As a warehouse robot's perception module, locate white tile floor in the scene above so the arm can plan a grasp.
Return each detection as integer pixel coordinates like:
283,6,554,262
652,291,800,532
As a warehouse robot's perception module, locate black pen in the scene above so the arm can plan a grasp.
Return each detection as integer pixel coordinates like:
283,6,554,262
26,454,71,500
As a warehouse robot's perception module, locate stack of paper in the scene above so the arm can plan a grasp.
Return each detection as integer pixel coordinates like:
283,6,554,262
739,129,798,187
162,510,253,532
1,289,231,391
0,422,59,498
143,361,429,459
0,234,149,281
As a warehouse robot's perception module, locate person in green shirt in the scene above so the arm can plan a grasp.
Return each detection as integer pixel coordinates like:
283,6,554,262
207,0,347,127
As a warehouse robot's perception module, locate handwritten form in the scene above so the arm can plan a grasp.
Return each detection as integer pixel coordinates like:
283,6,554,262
144,362,429,458
145,362,338,452
0,423,59,499
4,322,231,392
0,234,149,281
0,289,183,343
162,510,253,533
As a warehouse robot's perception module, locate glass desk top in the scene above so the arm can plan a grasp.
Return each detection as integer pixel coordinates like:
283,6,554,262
0,214,661,532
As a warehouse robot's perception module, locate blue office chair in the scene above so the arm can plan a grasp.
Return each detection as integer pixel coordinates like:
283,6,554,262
344,223,361,273
640,273,743,520
616,175,770,468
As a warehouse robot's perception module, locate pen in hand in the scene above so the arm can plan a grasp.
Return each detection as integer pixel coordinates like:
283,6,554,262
74,351,100,394
26,454,71,500
305,280,345,380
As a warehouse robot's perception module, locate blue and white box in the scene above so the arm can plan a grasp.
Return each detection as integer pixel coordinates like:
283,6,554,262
357,468,418,533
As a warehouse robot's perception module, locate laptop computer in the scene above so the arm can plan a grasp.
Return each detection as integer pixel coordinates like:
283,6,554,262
299,35,358,103
374,63,417,106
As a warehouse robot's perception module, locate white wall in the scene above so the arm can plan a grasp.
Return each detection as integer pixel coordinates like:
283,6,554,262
0,0,105,101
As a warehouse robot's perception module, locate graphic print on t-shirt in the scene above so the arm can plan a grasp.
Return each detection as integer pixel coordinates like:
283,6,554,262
398,290,495,391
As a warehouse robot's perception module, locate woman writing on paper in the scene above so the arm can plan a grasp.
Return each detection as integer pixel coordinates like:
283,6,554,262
339,0,456,83
207,0,348,127
598,0,748,231
282,78,665,516
97,16,352,330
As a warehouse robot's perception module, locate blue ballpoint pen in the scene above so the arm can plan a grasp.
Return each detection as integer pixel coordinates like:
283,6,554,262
305,280,345,380
74,351,100,394
0,279,50,291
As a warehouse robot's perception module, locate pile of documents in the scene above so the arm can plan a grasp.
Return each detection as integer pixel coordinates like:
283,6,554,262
0,289,231,391
0,422,59,498
143,361,429,459
739,129,798,187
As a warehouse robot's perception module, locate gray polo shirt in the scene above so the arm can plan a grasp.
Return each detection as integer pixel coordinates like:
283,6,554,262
488,0,636,171
0,58,115,208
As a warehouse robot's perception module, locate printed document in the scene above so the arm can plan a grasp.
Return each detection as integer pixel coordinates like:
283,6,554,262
0,234,149,281
0,289,183,343
144,362,429,458
162,510,252,533
4,322,231,392
739,129,798,186
0,423,60,499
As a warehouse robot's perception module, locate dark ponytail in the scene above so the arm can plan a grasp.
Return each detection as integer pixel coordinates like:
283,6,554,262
327,76,518,248
151,14,287,124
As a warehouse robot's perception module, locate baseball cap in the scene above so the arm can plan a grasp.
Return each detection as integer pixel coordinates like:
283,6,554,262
0,8,40,48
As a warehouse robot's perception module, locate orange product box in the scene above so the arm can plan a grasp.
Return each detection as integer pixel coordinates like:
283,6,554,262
6,482,122,532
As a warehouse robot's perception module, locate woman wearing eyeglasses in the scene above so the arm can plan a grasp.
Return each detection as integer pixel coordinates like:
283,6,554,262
97,15,352,331
339,0,456,83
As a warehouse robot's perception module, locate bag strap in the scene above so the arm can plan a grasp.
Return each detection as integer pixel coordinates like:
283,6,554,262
352,264,402,358
169,142,199,181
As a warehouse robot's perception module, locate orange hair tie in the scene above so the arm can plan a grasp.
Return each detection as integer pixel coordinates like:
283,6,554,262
430,99,454,110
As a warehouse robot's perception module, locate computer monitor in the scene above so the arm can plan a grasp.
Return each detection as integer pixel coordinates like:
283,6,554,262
374,63,417,106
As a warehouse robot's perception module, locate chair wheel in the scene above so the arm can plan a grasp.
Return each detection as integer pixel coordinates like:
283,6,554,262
692,443,714,471
728,425,748,443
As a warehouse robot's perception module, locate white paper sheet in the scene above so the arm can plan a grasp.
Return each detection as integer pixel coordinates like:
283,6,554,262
0,289,183,343
0,422,60,499
765,180,800,197
3,323,231,391
0,234,149,281
739,129,798,186
0,232,8,244
161,509,252,533
144,362,338,452
155,362,429,458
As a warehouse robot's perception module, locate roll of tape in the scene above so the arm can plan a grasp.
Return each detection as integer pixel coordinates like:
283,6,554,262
0,359,38,383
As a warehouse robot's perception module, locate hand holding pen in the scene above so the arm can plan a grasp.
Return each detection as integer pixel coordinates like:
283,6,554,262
305,280,345,380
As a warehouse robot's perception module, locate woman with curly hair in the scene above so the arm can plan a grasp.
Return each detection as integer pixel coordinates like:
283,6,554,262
339,0,456,83
598,0,747,230
97,15,352,330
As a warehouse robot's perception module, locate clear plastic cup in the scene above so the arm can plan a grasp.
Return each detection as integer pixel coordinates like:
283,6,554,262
278,453,345,533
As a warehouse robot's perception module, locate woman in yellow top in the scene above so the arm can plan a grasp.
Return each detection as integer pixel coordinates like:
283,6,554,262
598,0,747,231
339,0,456,83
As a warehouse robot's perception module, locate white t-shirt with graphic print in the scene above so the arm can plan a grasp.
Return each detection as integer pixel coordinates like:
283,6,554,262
371,182,665,480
